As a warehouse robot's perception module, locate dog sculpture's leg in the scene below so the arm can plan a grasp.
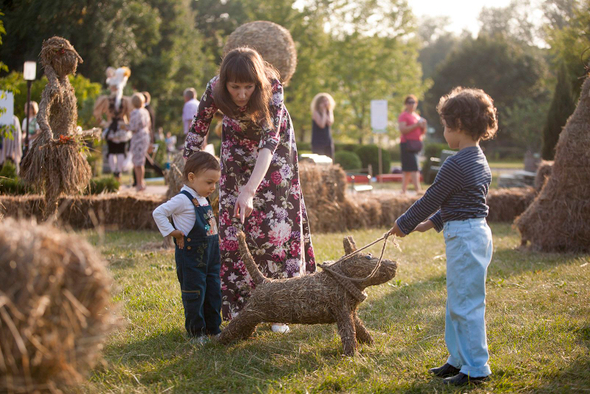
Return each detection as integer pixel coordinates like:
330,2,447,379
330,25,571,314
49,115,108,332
353,312,374,345
335,307,357,356
218,312,260,344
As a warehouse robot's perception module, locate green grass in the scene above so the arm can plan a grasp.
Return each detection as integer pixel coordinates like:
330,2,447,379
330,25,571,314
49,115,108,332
77,224,589,393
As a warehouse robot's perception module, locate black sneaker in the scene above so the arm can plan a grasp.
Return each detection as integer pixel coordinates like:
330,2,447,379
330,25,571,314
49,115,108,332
429,363,461,378
443,372,489,386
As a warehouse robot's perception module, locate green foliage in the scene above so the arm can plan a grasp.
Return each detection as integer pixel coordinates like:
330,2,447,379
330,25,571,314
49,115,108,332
423,34,548,144
544,0,590,97
87,176,120,195
355,144,391,175
0,177,30,194
0,72,101,129
0,160,17,178
334,150,362,170
542,63,576,160
334,143,359,153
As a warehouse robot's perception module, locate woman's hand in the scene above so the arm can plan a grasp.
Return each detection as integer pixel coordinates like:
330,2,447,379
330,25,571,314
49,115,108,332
388,222,406,238
234,188,255,223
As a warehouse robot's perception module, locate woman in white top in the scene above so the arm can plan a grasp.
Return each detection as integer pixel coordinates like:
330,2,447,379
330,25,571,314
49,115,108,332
21,101,40,145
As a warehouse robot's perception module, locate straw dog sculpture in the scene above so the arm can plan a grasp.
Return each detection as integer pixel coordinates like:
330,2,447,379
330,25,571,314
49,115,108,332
218,232,397,355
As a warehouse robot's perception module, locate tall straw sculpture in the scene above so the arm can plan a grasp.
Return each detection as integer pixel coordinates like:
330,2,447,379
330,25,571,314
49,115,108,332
0,218,117,392
515,69,590,252
224,21,297,84
20,37,92,220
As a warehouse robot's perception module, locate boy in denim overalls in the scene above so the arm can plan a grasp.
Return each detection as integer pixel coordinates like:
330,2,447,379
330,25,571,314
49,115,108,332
153,151,222,342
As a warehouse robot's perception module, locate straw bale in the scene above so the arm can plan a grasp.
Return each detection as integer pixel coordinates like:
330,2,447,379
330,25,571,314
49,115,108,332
487,188,536,222
0,218,117,392
224,21,297,84
0,194,163,231
516,72,590,252
534,160,553,193
20,37,91,220
218,232,397,356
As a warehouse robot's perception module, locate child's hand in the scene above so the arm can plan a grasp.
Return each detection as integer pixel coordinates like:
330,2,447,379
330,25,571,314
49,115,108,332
414,220,434,233
388,222,406,238
170,230,185,249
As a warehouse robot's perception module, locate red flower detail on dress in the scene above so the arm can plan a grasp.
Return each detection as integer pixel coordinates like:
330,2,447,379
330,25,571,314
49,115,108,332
271,171,282,185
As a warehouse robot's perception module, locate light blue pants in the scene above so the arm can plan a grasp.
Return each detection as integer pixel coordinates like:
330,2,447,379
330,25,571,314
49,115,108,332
443,218,493,378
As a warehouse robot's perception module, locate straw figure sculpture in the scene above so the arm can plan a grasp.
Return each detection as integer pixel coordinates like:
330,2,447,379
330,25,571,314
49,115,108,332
0,218,117,393
218,232,398,356
515,69,590,252
224,21,297,84
20,37,92,220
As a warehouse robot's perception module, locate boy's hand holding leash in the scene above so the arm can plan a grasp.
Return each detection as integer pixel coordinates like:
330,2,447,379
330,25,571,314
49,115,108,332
388,222,406,237
170,230,185,249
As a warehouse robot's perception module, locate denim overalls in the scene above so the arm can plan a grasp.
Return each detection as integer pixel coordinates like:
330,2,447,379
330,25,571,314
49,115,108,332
174,190,222,337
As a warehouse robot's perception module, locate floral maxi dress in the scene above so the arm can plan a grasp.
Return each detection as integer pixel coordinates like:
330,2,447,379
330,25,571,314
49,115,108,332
184,76,316,319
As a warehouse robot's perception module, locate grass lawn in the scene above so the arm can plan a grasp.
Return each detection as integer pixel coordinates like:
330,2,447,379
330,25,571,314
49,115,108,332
78,224,589,393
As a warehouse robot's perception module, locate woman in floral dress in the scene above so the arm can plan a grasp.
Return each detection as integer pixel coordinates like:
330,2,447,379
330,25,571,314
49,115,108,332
184,48,316,327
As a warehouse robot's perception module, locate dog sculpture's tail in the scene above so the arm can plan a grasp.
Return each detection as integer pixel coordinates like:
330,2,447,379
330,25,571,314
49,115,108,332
237,231,268,285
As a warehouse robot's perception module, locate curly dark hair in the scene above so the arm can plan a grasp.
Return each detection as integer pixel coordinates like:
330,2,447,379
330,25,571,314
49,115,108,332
184,151,220,180
437,87,498,141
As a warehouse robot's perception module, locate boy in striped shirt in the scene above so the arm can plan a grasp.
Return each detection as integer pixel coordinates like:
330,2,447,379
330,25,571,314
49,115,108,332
389,87,498,386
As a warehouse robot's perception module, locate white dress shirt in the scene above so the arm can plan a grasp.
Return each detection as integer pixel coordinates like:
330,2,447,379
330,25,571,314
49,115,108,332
182,98,200,135
153,185,209,237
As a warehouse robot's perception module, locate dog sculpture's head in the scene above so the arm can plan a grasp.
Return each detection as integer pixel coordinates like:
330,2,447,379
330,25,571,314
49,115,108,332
337,236,397,288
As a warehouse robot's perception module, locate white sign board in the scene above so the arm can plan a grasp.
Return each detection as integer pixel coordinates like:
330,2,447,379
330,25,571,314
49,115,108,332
371,100,387,133
0,91,14,126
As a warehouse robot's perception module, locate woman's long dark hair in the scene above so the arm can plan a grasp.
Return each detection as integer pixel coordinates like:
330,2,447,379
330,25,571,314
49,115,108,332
213,47,279,127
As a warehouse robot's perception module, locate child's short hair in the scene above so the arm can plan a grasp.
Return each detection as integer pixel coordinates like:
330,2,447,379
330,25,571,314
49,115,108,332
184,151,220,180
131,93,145,109
437,87,498,141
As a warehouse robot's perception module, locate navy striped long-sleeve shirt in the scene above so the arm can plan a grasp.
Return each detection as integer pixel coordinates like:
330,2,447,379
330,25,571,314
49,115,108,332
396,146,491,234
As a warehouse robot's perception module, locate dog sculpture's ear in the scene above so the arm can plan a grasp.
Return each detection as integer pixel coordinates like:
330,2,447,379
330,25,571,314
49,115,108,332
343,236,357,255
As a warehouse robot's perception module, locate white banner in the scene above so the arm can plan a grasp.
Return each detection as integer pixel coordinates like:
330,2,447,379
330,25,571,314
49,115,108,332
371,99,387,133
0,91,14,126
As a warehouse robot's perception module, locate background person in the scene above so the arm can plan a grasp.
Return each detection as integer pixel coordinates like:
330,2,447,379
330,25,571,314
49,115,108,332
21,101,40,144
183,88,199,137
310,93,335,159
128,92,151,192
398,94,426,193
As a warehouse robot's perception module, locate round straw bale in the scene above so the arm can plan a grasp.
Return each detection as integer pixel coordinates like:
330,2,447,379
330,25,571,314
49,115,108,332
0,218,117,392
224,21,297,84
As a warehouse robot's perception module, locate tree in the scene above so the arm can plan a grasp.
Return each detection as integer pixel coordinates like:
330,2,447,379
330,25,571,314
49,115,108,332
417,16,460,81
0,0,161,83
422,35,547,142
543,0,590,97
541,63,575,160
478,0,539,46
